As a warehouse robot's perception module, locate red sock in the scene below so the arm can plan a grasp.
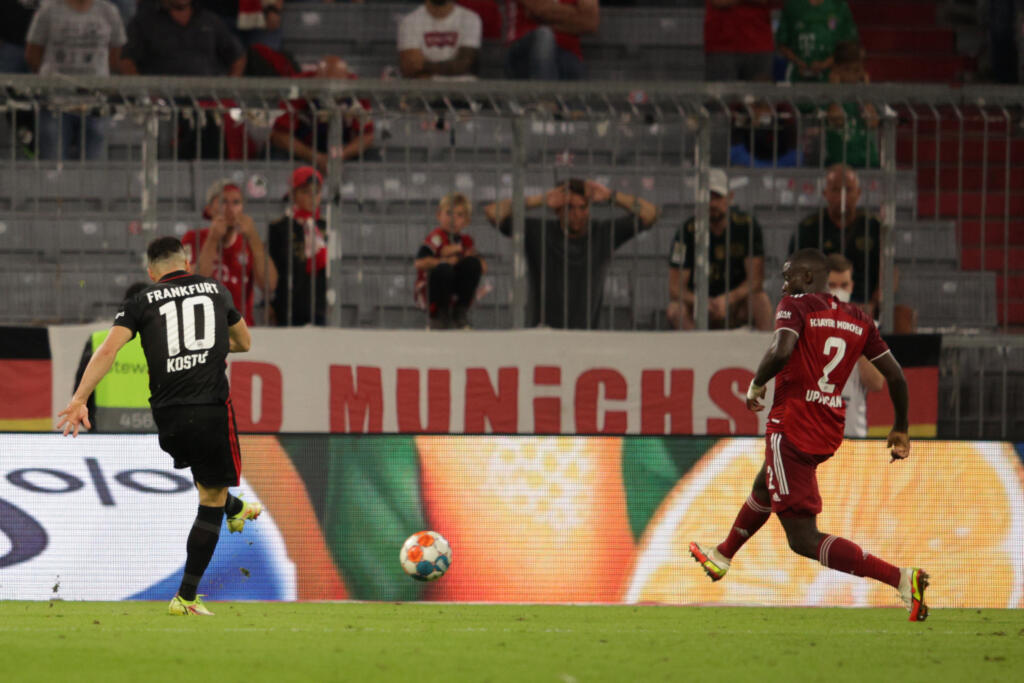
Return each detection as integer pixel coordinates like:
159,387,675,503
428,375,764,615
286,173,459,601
716,493,772,559
817,535,900,588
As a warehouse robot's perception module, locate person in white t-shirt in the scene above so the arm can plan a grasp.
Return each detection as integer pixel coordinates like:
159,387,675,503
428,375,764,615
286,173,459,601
25,0,126,159
827,252,886,437
397,0,482,80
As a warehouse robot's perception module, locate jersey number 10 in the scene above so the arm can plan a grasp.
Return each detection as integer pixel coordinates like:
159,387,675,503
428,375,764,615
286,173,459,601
158,296,216,356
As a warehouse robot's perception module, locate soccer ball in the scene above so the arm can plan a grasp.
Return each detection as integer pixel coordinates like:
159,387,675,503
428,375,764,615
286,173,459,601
399,530,452,581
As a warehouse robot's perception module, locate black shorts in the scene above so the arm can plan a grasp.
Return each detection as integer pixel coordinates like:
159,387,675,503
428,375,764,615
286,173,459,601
152,400,241,487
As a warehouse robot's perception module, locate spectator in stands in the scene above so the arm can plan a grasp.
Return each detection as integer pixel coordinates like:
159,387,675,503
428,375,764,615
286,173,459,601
504,0,599,80
776,0,857,82
269,56,375,173
197,0,284,50
120,0,245,76
789,164,916,333
1,0,41,158
825,41,879,168
398,0,482,80
827,253,885,437
268,166,328,326
415,192,486,329
483,177,658,329
121,0,246,159
182,179,278,325
0,0,41,74
666,168,772,331
25,0,127,160
729,100,800,167
703,0,774,81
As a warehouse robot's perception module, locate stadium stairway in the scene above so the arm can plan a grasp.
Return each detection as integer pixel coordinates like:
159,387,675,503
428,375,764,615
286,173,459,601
895,104,1024,328
848,0,974,83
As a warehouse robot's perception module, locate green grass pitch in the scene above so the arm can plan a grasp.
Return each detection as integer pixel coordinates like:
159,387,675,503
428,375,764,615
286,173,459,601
0,602,1019,682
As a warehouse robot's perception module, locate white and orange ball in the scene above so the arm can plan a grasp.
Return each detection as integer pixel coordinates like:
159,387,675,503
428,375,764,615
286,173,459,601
399,531,452,582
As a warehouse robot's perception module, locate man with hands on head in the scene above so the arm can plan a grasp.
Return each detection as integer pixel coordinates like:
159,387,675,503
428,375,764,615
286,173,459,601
484,177,658,329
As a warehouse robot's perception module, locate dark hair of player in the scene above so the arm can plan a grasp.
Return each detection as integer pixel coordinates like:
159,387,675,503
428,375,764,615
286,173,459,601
146,236,185,265
566,178,586,197
826,252,854,274
790,247,829,276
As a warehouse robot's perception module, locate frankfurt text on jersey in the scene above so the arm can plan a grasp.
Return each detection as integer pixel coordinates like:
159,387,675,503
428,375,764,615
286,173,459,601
145,281,220,303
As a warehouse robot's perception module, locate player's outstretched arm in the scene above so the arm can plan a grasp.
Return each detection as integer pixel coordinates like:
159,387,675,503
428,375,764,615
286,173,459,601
871,351,910,461
228,319,251,353
746,329,798,412
57,326,133,437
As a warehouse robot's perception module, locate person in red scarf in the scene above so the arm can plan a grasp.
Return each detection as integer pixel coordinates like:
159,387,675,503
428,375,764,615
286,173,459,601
268,167,328,326
182,179,278,325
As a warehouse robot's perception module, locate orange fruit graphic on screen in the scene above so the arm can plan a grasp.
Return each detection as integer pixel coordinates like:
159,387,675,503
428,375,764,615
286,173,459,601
415,436,636,602
626,440,1024,609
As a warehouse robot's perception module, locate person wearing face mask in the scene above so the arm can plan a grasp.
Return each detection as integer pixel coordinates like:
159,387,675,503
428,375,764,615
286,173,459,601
397,0,482,80
789,164,916,333
827,253,885,437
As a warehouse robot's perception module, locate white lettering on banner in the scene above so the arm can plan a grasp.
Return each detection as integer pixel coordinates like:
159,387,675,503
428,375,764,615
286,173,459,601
0,434,296,601
47,328,777,434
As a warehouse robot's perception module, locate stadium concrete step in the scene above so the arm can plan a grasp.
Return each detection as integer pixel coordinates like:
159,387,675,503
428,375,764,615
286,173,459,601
897,136,1024,164
898,267,998,329
915,166,1024,192
893,221,958,265
865,54,972,82
960,219,1024,246
916,192,1024,219
860,27,956,53
849,0,938,27
961,247,1024,272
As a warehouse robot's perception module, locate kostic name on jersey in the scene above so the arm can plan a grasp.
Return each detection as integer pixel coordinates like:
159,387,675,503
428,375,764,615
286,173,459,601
166,351,210,373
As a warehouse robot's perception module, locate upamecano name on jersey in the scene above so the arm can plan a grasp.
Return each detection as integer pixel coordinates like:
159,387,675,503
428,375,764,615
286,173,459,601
805,389,843,408
146,281,220,303
167,351,210,373
808,317,864,335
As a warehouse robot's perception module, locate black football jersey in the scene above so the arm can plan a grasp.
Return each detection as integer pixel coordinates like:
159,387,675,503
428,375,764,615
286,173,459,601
114,271,241,408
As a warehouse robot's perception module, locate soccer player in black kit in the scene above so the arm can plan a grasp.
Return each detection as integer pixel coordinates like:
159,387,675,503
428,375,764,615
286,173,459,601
59,237,262,616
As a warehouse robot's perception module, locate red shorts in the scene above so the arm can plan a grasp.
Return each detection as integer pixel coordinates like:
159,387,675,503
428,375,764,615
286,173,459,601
764,432,833,517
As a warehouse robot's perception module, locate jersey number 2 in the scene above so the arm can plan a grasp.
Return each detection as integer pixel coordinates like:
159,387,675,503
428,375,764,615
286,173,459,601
817,336,847,394
158,296,215,356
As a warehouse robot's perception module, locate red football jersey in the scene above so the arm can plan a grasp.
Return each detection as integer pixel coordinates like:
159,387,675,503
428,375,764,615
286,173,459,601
767,292,889,454
703,0,774,54
504,0,583,59
182,228,255,324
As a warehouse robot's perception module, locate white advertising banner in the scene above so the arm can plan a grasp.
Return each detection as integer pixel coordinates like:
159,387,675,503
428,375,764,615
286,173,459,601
0,434,296,601
48,327,773,435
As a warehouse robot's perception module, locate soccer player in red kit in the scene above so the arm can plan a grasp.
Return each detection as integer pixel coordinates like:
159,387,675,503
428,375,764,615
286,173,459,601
689,248,929,621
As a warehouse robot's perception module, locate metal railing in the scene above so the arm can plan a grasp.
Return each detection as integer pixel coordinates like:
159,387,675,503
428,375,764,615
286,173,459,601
0,76,1022,335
